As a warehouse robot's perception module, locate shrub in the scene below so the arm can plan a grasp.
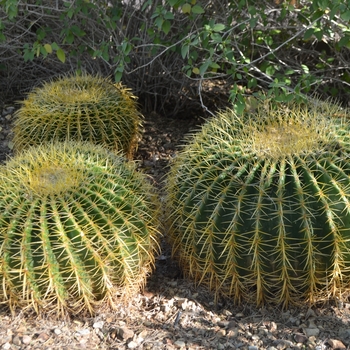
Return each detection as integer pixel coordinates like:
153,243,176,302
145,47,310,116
1,0,349,114
13,74,142,158
165,98,350,307
0,141,160,314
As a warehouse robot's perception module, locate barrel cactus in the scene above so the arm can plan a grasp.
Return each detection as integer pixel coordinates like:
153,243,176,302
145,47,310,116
0,141,160,314
166,99,350,307
13,74,143,158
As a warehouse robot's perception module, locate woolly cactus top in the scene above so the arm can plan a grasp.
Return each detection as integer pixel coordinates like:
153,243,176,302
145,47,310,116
190,100,349,161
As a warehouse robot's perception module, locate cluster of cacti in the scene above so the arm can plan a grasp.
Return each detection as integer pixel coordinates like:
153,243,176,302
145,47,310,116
165,100,350,307
13,74,143,158
0,141,160,314
8,70,350,313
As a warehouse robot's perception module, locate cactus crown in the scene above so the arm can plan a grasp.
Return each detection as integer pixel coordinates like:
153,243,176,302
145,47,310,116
247,108,327,159
166,99,350,307
0,142,160,314
13,74,143,158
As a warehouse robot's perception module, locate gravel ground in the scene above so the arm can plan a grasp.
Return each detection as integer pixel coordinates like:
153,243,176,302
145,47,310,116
0,105,350,350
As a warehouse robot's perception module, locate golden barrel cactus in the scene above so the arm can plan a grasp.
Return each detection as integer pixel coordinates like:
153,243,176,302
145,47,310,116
0,141,160,314
166,99,350,307
13,74,143,158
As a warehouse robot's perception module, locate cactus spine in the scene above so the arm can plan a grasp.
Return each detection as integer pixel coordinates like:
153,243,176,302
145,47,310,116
0,142,160,314
13,74,143,158
166,100,350,307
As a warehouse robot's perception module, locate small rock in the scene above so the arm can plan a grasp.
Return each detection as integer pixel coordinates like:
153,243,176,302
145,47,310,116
167,281,178,287
93,321,104,329
53,328,62,335
36,332,50,343
217,329,226,337
127,341,139,349
294,333,308,343
136,329,148,344
222,309,232,316
1,343,11,350
288,316,300,326
338,327,350,339
273,339,294,349
79,337,88,345
304,327,320,337
76,328,90,336
227,328,239,337
307,317,318,328
327,339,346,349
270,321,278,332
176,298,188,310
116,327,134,341
305,308,317,319
218,320,230,328
174,340,186,348
249,346,259,350
22,334,32,344
227,320,237,329
12,335,21,346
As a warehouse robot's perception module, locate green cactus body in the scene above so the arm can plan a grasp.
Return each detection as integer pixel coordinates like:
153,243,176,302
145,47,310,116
0,142,160,314
13,74,143,158
166,101,350,306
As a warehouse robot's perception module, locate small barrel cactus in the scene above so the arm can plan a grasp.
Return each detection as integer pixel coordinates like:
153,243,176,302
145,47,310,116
166,99,350,307
13,74,143,158
0,141,160,314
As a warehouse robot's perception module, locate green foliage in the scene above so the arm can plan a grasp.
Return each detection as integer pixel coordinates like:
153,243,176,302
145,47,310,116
0,0,349,112
165,98,350,307
0,141,160,314
13,74,143,158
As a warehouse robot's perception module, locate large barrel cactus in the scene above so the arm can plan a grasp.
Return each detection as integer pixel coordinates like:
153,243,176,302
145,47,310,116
166,99,350,307
13,74,143,158
0,142,160,314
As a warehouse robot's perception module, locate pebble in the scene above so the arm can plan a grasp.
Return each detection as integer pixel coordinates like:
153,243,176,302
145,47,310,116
1,343,11,350
93,321,104,329
218,320,230,328
36,332,50,342
338,327,350,339
270,321,278,332
116,326,134,341
12,335,21,346
273,339,294,349
174,340,186,348
76,328,90,336
2,107,14,116
251,335,260,341
22,334,32,344
327,339,346,349
54,328,62,335
127,340,139,349
303,327,320,337
248,346,259,350
294,333,308,343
